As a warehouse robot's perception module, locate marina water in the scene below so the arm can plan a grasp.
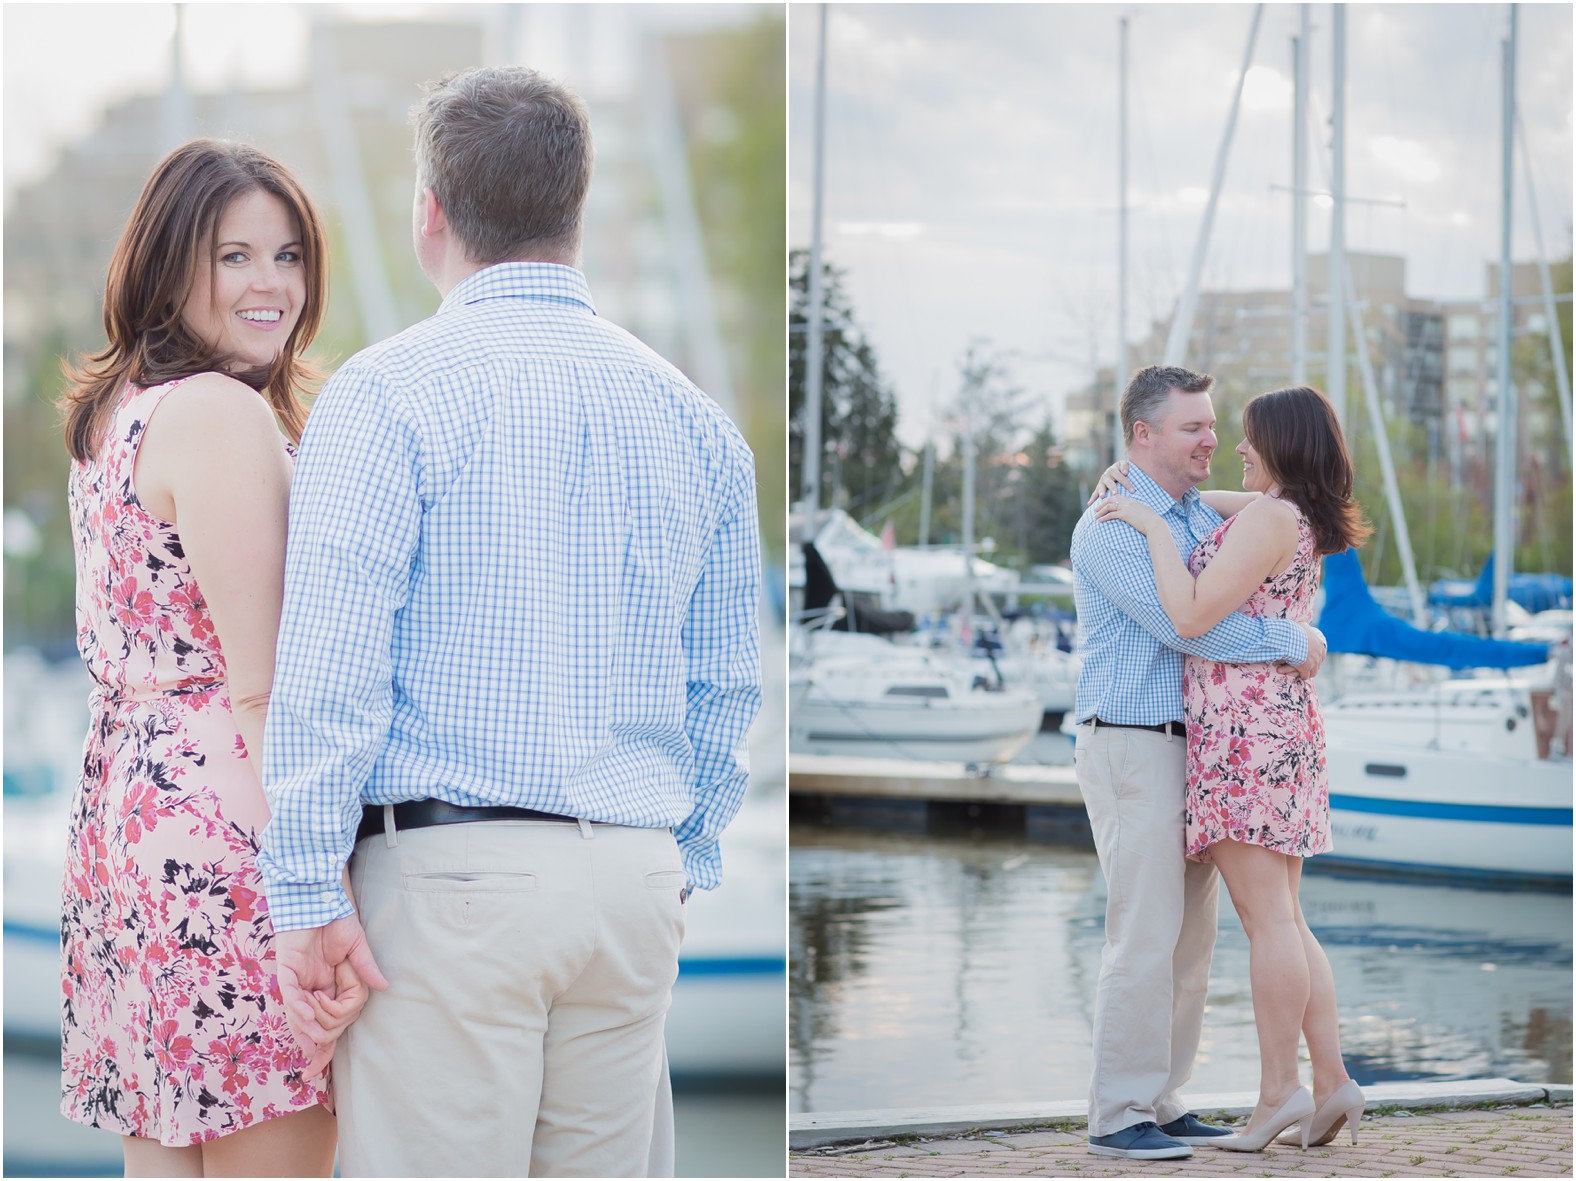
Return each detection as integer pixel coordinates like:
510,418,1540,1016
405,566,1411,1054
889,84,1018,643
789,810,1572,1115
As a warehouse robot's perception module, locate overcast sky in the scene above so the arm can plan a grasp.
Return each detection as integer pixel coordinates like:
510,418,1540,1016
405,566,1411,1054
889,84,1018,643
788,3,1574,448
3,3,769,202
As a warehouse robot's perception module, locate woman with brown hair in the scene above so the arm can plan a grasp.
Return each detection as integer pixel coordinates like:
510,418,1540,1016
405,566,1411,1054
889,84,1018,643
1093,385,1372,1154
59,138,368,1177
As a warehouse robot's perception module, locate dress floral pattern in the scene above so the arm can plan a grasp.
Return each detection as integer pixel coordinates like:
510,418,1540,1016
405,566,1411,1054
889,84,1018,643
1183,499,1331,862
60,377,327,1146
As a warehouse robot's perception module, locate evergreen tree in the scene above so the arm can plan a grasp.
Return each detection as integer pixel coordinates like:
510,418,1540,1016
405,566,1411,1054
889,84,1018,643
789,251,904,515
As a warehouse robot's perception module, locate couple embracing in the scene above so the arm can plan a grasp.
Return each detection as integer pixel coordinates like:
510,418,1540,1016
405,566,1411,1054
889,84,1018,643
59,65,760,1178
1071,365,1371,1159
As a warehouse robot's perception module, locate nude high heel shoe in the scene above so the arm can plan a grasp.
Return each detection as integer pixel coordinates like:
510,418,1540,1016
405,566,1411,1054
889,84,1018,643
1211,1087,1315,1152
1276,1079,1365,1147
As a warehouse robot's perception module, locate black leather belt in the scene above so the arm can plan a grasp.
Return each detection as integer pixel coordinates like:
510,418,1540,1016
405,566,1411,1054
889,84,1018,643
1089,717,1187,738
356,800,580,843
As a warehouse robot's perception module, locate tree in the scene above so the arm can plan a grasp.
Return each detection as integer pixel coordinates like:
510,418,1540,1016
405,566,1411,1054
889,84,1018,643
925,340,1084,567
789,251,903,515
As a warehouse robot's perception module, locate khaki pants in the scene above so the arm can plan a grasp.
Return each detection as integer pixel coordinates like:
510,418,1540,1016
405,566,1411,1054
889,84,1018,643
335,815,686,1177
1075,724,1218,1137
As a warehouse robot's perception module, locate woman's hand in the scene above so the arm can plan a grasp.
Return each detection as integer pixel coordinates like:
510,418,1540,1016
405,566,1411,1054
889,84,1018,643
1087,459,1134,505
1094,494,1166,538
299,959,373,1080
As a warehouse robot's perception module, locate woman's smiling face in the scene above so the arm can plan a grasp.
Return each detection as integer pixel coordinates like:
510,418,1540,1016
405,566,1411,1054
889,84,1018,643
180,188,305,372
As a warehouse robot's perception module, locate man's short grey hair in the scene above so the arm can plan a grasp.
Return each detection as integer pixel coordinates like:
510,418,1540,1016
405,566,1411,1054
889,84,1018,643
1119,365,1214,445
411,66,593,266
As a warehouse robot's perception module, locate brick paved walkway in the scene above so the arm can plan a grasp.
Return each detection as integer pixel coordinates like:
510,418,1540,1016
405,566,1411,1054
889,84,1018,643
790,1104,1573,1178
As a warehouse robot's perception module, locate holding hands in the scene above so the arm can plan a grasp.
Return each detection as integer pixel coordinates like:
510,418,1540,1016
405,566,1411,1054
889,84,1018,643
274,913,388,1080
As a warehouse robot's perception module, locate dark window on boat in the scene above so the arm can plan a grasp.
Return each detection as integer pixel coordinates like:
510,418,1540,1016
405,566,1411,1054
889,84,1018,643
885,685,949,699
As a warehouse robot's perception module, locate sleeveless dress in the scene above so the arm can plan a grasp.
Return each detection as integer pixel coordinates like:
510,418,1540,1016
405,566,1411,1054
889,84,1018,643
1182,499,1332,862
60,377,328,1145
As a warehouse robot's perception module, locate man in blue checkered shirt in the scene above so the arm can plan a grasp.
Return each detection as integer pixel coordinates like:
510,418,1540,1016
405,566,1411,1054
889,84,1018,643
1070,365,1324,1162
256,66,761,1177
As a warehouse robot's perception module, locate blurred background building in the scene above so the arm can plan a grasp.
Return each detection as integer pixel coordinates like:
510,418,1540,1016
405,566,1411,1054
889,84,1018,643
1063,251,1564,481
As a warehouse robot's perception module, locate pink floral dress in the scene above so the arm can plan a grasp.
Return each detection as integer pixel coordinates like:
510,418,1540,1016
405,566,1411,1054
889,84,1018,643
60,377,327,1145
1183,499,1331,862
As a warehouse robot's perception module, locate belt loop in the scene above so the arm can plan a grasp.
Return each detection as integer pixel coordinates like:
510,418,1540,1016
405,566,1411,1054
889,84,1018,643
383,803,399,849
577,818,594,840
1089,716,1099,733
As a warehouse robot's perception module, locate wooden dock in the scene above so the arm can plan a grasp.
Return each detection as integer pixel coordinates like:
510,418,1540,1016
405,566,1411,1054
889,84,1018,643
788,754,1093,844
789,753,1083,807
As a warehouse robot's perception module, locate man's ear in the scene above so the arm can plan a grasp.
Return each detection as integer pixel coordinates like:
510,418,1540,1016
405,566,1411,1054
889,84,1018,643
1131,420,1150,446
419,187,448,240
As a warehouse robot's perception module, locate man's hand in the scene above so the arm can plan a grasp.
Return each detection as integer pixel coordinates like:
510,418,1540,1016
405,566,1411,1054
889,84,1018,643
275,914,388,1074
1276,623,1327,680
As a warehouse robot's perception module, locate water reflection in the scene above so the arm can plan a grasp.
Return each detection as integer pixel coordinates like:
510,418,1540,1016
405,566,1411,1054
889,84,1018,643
789,820,1571,1115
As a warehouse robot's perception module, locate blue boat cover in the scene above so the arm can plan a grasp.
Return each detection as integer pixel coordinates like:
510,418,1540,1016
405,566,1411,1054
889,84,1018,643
1318,549,1550,670
1428,554,1573,614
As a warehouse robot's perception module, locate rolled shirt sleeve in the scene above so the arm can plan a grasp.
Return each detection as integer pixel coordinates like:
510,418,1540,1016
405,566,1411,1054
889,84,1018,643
1081,517,1309,665
673,455,763,891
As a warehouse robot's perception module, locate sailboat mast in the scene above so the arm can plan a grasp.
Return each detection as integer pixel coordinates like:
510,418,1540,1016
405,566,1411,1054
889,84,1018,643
1492,5,1518,638
1114,15,1128,463
1345,264,1426,621
962,401,976,606
1327,4,1347,423
1163,4,1264,365
1514,109,1573,461
1291,7,1309,385
802,4,829,542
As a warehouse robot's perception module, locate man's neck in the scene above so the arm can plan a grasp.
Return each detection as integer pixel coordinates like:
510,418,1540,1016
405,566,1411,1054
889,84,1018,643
430,252,580,299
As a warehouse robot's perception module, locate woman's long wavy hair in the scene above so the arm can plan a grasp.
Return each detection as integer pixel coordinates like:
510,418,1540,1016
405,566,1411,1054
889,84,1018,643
1242,385,1373,556
62,139,327,462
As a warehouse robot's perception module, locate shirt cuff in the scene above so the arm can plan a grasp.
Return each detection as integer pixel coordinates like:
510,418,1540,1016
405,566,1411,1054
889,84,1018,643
265,883,358,933
679,834,722,893
1270,618,1309,664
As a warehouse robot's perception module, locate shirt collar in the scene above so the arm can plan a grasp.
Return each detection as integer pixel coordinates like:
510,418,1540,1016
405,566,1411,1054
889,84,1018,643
1124,462,1201,516
437,261,598,317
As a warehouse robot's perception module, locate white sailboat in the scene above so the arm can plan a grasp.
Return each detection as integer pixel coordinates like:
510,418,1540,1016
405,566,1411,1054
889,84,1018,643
1308,5,1571,885
788,622,1042,766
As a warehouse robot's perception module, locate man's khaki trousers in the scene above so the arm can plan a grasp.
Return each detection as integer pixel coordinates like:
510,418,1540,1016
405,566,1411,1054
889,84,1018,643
335,815,687,1177
1074,723,1219,1137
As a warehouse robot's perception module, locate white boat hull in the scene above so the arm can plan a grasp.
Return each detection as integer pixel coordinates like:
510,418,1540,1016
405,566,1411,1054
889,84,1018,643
1324,741,1572,883
790,693,1043,763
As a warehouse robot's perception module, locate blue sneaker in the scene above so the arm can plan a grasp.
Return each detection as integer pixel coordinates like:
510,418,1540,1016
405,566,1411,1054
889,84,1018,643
1087,1121,1193,1159
1158,1112,1234,1145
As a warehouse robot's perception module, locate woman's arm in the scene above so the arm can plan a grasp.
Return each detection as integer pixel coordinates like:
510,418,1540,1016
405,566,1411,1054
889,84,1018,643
1198,489,1261,517
1093,495,1300,638
136,373,292,768
137,374,373,1068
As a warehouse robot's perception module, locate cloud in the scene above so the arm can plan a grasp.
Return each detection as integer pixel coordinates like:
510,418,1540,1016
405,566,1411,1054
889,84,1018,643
1368,136,1441,185
836,221,926,240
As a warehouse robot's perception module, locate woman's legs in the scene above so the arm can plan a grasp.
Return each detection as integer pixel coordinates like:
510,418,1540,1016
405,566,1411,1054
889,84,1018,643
1285,857,1351,1106
200,1105,336,1178
121,1104,334,1178
1210,839,1309,1130
122,1137,204,1178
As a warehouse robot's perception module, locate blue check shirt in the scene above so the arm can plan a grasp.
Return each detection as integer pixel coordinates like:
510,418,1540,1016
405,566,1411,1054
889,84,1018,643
258,263,762,931
1070,463,1308,726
